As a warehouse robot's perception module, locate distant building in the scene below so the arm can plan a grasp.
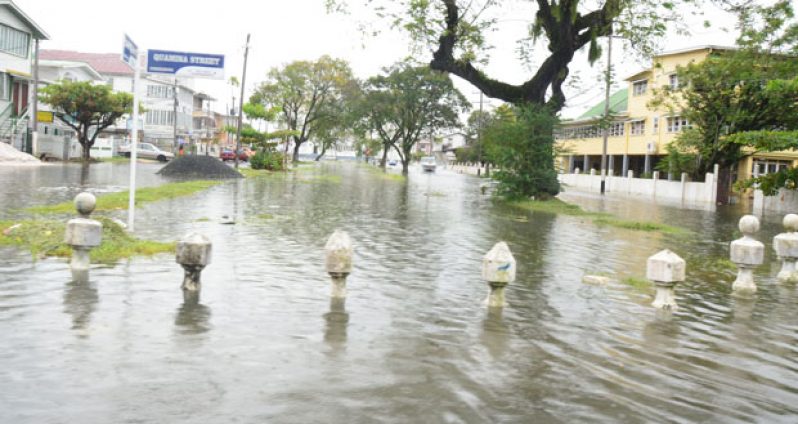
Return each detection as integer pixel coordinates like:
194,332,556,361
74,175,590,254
39,49,218,151
556,45,797,183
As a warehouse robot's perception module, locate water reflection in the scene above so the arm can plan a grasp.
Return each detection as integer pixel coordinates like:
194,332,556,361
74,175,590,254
480,306,509,359
174,290,212,335
62,270,98,336
642,313,682,350
323,297,348,355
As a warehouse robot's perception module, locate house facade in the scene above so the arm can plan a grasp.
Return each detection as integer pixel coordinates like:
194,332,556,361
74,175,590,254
0,0,48,147
39,50,219,151
555,45,798,183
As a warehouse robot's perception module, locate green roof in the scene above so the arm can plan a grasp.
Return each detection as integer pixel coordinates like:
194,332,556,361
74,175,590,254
578,88,628,120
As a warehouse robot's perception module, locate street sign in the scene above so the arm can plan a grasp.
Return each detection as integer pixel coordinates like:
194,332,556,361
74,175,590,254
122,34,138,67
147,49,225,80
37,111,53,123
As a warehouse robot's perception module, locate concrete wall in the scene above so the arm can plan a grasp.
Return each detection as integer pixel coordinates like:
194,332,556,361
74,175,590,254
558,170,718,209
752,189,798,215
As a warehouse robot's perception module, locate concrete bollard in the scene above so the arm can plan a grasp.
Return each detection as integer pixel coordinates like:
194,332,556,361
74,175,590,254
481,242,516,307
64,192,102,272
773,214,798,283
176,233,212,291
730,215,764,295
646,249,685,310
325,230,353,298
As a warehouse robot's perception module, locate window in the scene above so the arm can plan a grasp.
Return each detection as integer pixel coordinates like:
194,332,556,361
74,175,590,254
145,109,175,126
0,23,30,57
669,74,680,90
632,80,648,96
630,120,645,135
753,160,790,176
652,117,659,134
609,121,624,137
667,116,690,133
147,85,174,99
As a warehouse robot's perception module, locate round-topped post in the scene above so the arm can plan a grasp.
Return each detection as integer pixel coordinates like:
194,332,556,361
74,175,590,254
64,192,102,272
325,230,353,298
730,215,764,295
481,242,516,308
646,249,686,310
175,233,212,291
774,214,798,283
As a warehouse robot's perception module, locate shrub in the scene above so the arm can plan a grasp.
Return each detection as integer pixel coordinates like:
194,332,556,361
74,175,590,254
250,150,285,171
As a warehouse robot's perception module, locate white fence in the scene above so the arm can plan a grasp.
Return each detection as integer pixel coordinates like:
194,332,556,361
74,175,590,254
752,189,798,215
35,136,122,160
558,167,719,209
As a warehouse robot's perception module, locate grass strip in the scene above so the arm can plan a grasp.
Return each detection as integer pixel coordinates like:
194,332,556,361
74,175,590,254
0,217,174,264
362,164,406,182
510,198,687,234
25,180,223,215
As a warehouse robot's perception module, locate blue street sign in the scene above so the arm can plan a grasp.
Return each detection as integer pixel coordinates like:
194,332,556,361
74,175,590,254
122,34,138,67
147,49,225,80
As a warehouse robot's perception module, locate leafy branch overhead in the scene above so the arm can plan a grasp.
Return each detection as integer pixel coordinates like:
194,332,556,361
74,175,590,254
328,0,695,110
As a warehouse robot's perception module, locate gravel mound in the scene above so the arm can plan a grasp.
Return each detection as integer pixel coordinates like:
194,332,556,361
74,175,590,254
157,155,243,179
0,142,42,165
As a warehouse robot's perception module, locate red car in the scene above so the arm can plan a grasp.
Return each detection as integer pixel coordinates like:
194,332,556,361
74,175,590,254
220,149,236,161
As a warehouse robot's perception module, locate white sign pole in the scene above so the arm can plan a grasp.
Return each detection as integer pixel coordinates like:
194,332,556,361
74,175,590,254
127,52,141,232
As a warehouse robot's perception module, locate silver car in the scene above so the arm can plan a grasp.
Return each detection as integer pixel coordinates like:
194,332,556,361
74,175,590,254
121,143,174,162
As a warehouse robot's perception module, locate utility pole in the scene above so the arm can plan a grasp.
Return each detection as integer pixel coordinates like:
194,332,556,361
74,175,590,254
234,33,250,169
30,38,39,155
600,27,613,195
173,77,179,153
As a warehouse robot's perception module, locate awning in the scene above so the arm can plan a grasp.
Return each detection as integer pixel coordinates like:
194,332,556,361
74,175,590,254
6,69,32,79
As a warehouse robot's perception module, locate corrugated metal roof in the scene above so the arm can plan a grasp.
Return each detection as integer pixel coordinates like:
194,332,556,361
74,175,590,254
577,88,628,120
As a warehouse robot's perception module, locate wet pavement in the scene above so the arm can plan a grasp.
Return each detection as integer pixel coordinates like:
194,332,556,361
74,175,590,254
1,161,797,423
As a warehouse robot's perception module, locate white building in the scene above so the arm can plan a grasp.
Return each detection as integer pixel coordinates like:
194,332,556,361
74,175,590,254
39,50,217,152
0,0,48,148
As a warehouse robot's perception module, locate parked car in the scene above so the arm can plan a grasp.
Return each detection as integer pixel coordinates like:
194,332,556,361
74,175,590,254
121,143,174,162
421,156,437,172
220,149,237,161
388,160,398,167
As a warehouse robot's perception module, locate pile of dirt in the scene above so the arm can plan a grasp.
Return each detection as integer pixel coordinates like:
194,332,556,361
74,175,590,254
157,155,243,179
0,142,42,165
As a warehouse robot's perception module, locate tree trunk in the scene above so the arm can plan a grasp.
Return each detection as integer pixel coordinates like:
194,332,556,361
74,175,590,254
292,143,301,163
401,159,409,174
315,145,328,161
80,138,91,162
380,147,388,168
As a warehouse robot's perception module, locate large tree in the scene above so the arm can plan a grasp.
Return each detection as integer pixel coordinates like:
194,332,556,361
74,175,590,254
357,64,469,174
328,0,689,111
39,81,133,161
250,56,356,163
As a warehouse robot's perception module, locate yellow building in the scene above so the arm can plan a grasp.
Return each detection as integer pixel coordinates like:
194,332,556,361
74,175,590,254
556,45,796,183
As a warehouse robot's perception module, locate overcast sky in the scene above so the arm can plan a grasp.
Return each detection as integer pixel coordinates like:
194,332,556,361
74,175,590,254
18,0,743,119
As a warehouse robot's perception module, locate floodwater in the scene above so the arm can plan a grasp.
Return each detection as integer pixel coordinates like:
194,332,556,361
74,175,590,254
1,161,797,423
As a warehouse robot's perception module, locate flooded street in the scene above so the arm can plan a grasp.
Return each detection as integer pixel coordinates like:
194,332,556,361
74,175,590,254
1,161,797,423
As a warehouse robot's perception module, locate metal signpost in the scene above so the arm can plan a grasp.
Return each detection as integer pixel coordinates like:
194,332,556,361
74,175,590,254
123,34,141,231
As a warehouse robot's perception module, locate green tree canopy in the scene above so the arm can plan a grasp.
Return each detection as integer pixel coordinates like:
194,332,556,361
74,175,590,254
328,0,696,111
249,56,357,162
356,63,469,173
39,81,133,161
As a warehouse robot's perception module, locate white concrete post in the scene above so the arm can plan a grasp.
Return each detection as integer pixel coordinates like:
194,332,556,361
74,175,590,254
730,215,764,295
652,171,659,199
773,214,798,283
680,172,687,204
325,230,353,298
176,233,212,291
481,242,516,307
646,249,686,310
64,192,102,272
